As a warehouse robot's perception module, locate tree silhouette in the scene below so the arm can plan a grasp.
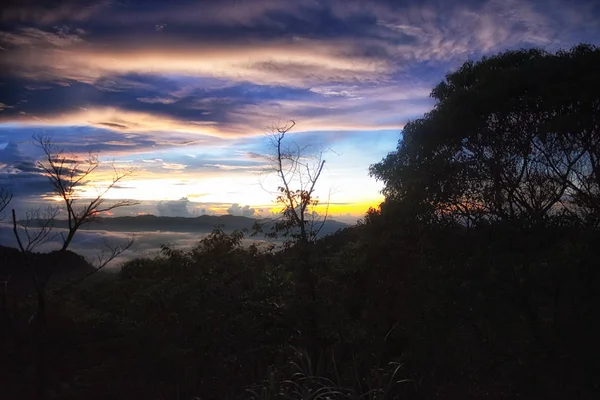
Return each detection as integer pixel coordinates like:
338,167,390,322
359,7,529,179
33,133,138,251
257,120,330,371
10,134,138,400
370,44,600,226
261,120,328,245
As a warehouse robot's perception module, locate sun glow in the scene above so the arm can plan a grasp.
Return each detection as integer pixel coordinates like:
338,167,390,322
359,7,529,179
70,175,381,219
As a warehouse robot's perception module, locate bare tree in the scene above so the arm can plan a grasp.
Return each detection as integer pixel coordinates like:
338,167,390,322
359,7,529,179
9,134,138,400
13,207,59,252
53,236,134,295
260,120,329,245
33,133,138,251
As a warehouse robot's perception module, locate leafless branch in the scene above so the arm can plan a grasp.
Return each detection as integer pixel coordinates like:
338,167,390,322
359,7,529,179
53,236,134,295
0,185,12,217
11,209,26,254
33,134,140,251
312,189,332,239
11,209,42,293
18,207,59,252
262,120,331,243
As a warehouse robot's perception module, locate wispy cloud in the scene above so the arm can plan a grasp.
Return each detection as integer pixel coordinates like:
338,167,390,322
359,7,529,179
0,26,86,47
0,0,598,220
0,0,111,24
0,223,266,268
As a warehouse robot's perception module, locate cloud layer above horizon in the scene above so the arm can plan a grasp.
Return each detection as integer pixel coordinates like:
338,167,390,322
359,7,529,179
1,0,599,222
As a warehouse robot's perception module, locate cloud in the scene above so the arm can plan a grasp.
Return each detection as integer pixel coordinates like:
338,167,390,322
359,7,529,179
161,162,187,171
0,141,55,201
1,0,596,88
0,72,433,140
0,222,186,267
0,37,390,88
0,125,212,161
227,203,257,217
0,141,29,168
0,0,111,24
0,0,594,140
0,26,86,48
156,197,191,217
0,223,274,268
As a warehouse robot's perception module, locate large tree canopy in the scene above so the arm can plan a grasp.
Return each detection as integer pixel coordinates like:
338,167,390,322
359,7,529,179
371,44,600,226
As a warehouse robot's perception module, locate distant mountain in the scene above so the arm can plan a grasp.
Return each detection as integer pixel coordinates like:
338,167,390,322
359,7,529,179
23,215,349,238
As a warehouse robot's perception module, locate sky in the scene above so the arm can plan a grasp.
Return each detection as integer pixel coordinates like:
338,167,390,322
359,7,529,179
0,0,599,224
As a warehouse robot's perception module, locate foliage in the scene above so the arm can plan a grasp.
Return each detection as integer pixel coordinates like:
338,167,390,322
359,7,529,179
370,44,600,226
2,210,600,398
245,348,409,400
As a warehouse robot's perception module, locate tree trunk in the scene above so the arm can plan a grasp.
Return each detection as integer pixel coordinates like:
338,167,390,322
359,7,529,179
34,289,47,400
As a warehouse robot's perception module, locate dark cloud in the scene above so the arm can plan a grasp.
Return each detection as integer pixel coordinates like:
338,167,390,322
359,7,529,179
2,0,594,137
0,74,322,135
0,141,28,166
98,122,129,129
0,125,193,156
0,173,51,199
0,0,111,24
0,141,53,199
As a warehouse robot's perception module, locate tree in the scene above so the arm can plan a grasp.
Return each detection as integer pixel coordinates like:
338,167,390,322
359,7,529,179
370,44,600,226
261,120,329,245
10,134,138,399
33,133,138,251
258,120,329,370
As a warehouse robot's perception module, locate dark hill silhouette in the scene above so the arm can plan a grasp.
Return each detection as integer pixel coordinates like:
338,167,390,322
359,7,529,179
22,214,349,237
0,245,96,294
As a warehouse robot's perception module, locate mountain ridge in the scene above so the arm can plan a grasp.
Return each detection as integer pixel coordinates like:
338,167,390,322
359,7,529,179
22,214,349,237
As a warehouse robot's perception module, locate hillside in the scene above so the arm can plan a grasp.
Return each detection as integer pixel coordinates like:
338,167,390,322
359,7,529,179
0,245,96,293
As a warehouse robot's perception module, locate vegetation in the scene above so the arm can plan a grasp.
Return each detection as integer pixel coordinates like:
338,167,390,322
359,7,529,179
1,44,600,399
370,44,600,226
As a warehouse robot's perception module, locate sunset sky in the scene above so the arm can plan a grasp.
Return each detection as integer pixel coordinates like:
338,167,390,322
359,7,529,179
1,0,599,223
